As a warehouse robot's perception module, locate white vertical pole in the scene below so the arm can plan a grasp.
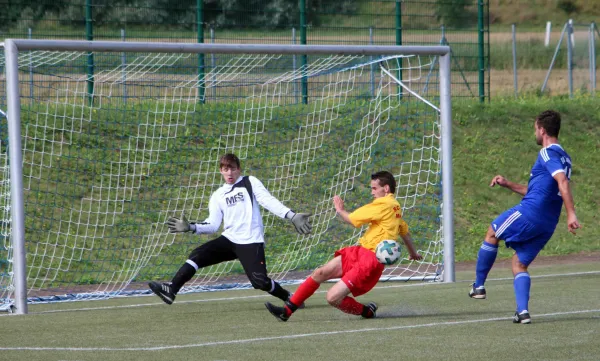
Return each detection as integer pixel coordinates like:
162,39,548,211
567,20,575,98
569,19,575,46
545,21,552,47
439,52,454,283
5,40,28,314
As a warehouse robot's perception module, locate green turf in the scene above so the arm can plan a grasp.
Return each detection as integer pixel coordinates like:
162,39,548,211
0,261,598,360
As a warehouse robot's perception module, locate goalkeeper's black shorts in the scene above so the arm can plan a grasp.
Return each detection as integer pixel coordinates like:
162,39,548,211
188,235,270,281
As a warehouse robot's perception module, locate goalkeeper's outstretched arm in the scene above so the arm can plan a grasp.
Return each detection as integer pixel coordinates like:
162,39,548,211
250,176,312,234
167,193,222,234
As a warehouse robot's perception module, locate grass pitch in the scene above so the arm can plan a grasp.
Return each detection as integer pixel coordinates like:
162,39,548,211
1,259,598,361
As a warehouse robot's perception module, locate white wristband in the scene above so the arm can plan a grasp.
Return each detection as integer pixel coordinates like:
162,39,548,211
285,211,296,220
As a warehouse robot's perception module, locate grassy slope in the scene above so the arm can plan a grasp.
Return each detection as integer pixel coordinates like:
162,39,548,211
452,95,600,261
12,96,600,275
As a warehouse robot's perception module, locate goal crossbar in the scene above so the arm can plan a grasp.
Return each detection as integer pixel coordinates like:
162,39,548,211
5,39,450,56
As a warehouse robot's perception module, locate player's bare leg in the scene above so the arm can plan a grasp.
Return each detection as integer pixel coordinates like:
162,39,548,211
326,280,377,318
265,256,342,321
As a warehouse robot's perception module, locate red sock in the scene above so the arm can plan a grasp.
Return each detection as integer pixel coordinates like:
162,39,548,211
335,297,364,316
285,277,320,316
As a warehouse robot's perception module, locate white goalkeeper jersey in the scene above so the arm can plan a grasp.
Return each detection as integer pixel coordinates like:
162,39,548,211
191,175,291,244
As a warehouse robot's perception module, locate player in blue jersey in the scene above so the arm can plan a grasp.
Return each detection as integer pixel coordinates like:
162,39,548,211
468,110,580,324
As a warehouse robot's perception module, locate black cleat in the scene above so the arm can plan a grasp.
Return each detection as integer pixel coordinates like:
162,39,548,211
362,302,378,319
513,310,531,324
149,281,176,305
265,302,290,322
469,283,487,299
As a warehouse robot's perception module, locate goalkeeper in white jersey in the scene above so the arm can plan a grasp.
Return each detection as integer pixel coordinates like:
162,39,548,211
149,153,312,305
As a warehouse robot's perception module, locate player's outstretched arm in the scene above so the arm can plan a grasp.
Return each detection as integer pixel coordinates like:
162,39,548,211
287,211,312,235
168,193,222,235
554,172,580,234
489,175,527,196
333,195,354,226
167,214,194,233
399,233,423,261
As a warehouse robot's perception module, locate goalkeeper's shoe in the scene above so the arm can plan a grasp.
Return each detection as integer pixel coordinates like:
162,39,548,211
361,302,378,319
265,302,290,322
469,283,487,299
149,281,176,305
512,310,531,324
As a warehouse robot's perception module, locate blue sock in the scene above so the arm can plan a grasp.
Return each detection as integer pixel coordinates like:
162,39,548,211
514,272,531,313
474,241,498,287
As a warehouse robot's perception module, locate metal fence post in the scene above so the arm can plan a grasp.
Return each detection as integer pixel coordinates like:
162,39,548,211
369,27,375,97
197,0,205,104
292,27,298,103
477,0,485,102
395,0,402,99
590,22,596,95
85,0,94,106
28,28,33,102
121,29,127,104
300,0,308,104
512,24,518,98
211,25,216,101
567,19,573,98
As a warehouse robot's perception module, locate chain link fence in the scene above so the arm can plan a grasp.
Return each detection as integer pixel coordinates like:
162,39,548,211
498,21,598,98
0,0,490,102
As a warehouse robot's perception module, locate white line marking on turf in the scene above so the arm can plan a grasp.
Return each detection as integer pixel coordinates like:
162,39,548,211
0,308,598,352
1,270,598,317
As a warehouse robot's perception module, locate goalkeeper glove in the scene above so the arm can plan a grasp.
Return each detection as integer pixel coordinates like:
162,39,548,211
287,211,312,235
167,215,196,233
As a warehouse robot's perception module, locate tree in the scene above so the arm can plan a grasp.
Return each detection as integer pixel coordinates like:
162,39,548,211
434,0,475,29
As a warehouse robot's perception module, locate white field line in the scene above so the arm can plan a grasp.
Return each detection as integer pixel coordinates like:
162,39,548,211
1,270,598,317
0,308,599,351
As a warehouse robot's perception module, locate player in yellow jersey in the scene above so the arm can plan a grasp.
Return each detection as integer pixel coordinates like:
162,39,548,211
265,171,422,321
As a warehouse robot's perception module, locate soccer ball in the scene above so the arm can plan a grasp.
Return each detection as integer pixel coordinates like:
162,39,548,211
375,240,401,265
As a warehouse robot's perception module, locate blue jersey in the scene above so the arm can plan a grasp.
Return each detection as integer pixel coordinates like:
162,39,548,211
519,144,571,227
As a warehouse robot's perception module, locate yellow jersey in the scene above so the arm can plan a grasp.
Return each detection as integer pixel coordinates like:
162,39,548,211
347,194,409,252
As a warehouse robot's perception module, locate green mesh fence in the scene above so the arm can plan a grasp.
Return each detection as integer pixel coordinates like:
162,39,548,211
0,0,489,101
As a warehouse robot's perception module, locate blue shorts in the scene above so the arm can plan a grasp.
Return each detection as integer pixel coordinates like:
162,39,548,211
491,207,556,266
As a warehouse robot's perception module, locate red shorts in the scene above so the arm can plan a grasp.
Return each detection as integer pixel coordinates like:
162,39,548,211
335,245,384,297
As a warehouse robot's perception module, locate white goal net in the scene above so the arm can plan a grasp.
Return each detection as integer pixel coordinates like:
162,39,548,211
0,41,452,312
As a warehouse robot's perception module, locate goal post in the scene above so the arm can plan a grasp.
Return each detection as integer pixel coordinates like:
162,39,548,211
2,39,453,315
